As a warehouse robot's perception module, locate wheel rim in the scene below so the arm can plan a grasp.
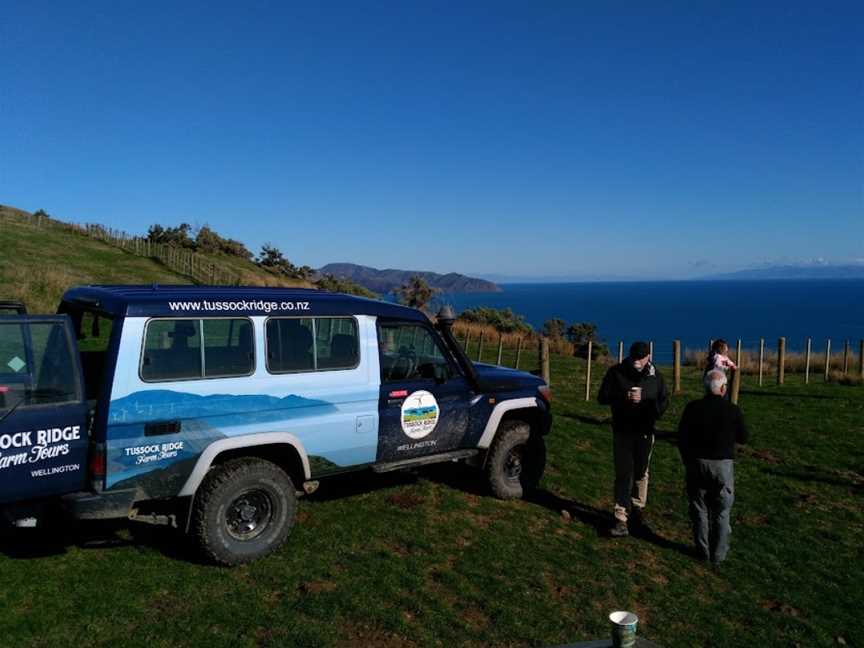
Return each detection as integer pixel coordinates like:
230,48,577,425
225,489,274,541
504,446,524,483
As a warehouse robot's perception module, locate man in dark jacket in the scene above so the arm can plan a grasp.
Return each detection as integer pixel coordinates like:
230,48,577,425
677,369,749,565
598,341,669,537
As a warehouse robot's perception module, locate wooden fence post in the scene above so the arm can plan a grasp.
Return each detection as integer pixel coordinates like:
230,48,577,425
463,330,471,352
477,331,485,363
496,333,504,366
584,340,593,401
777,337,786,385
758,338,765,386
859,339,864,379
824,339,831,381
515,337,523,369
540,337,551,386
843,340,850,374
672,340,681,394
731,368,741,404
805,338,811,384
617,341,624,364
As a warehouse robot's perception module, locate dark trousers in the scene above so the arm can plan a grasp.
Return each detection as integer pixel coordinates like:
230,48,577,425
685,459,735,562
613,432,654,523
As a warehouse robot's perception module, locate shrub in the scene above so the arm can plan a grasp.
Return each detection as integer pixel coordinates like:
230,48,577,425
147,223,196,249
458,307,532,334
195,226,253,259
315,273,377,298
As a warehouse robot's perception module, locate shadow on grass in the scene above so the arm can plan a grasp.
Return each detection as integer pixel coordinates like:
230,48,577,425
738,389,843,401
557,412,612,427
527,488,697,557
0,518,202,563
306,469,420,503
765,464,864,493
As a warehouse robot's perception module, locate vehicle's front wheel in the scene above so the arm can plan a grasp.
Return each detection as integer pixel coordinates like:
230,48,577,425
190,458,297,566
485,420,546,500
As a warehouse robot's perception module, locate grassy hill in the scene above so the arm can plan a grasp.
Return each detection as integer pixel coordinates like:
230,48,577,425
0,205,311,312
0,340,861,647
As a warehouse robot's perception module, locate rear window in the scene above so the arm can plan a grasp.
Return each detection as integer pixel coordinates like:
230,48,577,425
141,318,254,381
0,321,81,411
266,317,359,373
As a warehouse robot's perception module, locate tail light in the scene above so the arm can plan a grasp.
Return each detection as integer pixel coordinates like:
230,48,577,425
88,443,105,490
538,385,552,403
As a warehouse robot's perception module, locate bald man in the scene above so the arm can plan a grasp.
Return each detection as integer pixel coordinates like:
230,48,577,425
677,369,749,566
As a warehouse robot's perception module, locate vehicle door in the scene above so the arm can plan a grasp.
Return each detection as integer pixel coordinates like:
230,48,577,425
0,315,89,504
376,319,473,462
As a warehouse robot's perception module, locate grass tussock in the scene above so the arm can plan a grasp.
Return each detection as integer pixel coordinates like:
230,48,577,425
1,266,79,314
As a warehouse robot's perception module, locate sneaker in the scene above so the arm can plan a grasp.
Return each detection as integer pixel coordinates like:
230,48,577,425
610,521,629,537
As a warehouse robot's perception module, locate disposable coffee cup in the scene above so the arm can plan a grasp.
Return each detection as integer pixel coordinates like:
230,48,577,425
629,386,642,401
609,610,638,647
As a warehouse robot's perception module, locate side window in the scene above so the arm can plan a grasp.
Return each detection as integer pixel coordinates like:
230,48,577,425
203,319,254,377
142,320,202,381
266,317,359,373
0,321,80,412
316,318,359,370
141,318,254,381
379,322,451,383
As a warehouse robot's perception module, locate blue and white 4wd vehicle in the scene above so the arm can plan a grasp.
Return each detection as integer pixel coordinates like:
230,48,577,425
0,286,551,565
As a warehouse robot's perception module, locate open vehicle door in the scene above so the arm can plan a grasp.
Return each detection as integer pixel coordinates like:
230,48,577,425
0,315,88,504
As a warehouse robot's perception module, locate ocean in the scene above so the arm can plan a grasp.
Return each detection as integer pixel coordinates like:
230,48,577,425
443,280,864,364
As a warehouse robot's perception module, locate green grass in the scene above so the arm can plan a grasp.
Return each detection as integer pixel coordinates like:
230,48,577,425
1,345,861,647
1,207,190,312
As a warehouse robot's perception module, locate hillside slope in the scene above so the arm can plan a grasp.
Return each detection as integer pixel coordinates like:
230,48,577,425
0,205,310,313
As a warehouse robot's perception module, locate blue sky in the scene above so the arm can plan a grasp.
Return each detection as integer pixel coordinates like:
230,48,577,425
2,1,862,280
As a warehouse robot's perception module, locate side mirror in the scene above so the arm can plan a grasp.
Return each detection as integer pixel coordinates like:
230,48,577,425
433,364,448,383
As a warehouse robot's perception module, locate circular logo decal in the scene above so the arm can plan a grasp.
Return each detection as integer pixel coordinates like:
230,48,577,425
400,390,440,439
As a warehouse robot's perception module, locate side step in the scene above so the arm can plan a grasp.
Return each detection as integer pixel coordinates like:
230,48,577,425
372,449,479,474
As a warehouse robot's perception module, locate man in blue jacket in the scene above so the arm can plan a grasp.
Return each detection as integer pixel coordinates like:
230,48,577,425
677,369,749,565
598,341,669,537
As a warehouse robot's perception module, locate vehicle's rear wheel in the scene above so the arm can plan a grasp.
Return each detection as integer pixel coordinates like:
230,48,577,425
191,458,296,566
485,420,546,500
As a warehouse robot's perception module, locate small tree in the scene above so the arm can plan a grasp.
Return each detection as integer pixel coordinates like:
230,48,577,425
566,322,609,358
196,225,253,259
147,223,196,249
542,318,567,340
395,276,437,311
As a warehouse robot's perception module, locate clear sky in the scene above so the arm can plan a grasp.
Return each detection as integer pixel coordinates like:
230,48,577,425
2,1,862,280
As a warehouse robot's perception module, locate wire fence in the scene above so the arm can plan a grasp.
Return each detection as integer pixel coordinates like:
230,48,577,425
3,210,243,285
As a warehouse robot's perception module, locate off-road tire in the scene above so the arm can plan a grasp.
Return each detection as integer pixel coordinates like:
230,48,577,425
485,420,546,500
190,457,297,566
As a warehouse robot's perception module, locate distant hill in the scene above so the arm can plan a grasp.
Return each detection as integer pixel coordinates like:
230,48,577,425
703,264,864,280
318,263,501,294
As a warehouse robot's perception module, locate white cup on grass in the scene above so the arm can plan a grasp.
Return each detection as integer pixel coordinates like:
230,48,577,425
609,610,638,647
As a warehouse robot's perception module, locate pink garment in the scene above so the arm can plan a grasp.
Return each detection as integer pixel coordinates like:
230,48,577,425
710,353,737,371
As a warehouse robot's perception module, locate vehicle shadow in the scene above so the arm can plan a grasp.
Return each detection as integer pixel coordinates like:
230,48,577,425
305,469,420,503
